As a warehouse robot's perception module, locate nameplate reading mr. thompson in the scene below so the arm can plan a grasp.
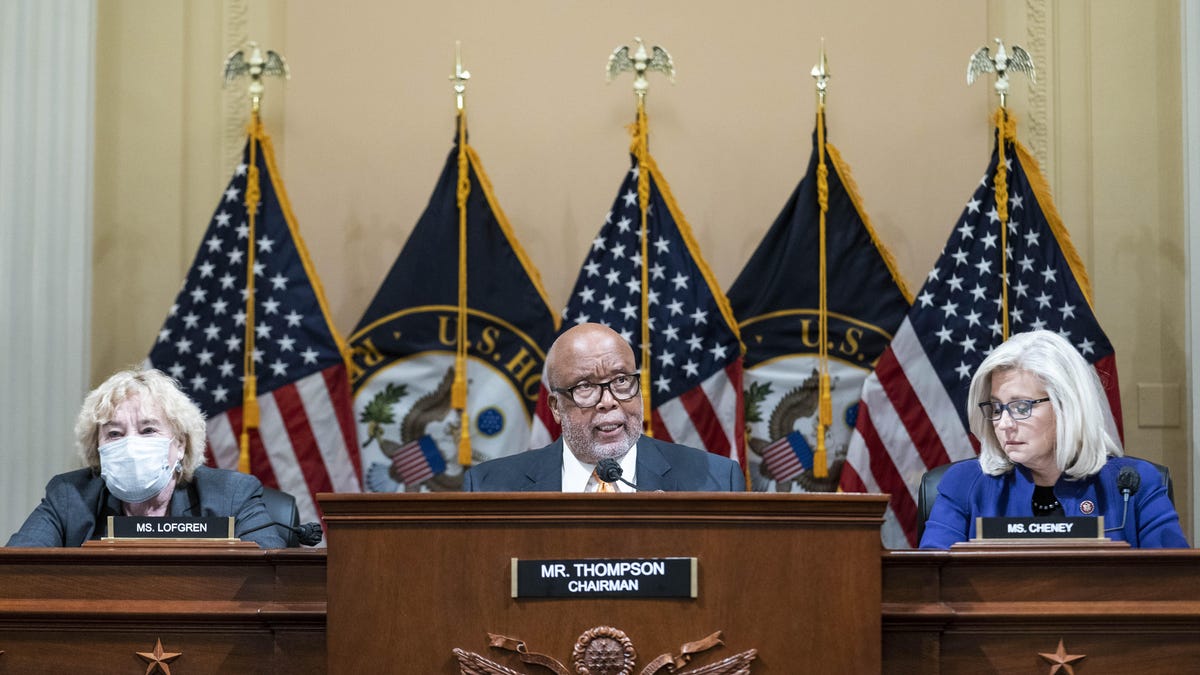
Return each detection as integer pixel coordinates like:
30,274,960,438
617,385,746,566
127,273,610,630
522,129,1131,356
107,516,236,540
512,558,697,599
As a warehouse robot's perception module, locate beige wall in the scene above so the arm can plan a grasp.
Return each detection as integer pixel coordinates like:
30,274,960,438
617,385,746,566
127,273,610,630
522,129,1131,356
93,1,1190,533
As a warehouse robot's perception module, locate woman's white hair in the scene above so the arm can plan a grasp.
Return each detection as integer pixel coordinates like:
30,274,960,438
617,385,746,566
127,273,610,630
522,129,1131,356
75,367,208,482
968,330,1121,479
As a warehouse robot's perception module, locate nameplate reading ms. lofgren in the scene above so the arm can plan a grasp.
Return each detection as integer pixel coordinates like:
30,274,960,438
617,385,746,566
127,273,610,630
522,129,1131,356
106,516,235,540
976,516,1104,540
512,558,697,599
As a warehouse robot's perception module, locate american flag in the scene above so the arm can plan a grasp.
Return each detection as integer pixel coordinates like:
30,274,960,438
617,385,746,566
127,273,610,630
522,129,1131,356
390,435,446,486
759,432,813,483
148,126,362,526
532,152,745,465
840,130,1122,548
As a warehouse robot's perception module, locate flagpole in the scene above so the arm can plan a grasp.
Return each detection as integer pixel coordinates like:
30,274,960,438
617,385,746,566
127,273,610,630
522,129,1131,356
811,43,832,479
634,97,653,435
223,42,289,474
607,37,675,436
450,42,473,466
236,112,262,474
967,38,1036,342
995,108,1011,340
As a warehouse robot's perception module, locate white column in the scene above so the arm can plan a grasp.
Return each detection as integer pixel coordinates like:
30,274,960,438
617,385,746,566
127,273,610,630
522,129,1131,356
1185,0,1200,545
0,0,95,542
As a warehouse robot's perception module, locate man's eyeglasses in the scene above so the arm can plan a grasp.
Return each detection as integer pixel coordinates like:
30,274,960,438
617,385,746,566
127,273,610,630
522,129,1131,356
979,397,1051,421
553,373,640,408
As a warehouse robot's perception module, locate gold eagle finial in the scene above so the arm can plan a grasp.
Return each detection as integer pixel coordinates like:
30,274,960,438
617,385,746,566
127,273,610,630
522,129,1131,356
967,38,1035,108
223,41,290,113
607,37,675,100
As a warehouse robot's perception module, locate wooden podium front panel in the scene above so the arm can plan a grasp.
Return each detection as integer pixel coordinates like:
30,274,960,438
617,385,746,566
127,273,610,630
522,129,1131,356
882,548,1200,674
0,547,326,674
321,492,887,674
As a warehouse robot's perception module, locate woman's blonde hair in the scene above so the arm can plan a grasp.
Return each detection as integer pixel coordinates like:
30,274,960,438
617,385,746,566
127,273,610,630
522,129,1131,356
75,368,207,482
968,330,1121,479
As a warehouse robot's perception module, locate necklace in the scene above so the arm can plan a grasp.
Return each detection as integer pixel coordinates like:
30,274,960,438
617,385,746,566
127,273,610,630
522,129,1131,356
1031,485,1062,517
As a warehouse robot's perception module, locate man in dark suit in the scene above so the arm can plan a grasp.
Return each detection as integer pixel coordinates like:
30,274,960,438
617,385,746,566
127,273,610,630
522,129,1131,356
463,323,744,492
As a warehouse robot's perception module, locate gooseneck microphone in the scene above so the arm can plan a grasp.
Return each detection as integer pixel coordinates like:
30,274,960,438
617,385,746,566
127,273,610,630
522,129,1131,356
241,520,324,546
1103,466,1142,532
595,458,640,491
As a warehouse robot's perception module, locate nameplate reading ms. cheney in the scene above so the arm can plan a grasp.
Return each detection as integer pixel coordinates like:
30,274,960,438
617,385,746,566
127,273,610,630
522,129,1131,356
975,516,1104,540
107,516,236,540
512,558,697,599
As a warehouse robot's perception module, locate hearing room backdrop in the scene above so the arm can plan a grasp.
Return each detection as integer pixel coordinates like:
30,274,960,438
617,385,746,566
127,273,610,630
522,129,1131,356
1,0,1191,543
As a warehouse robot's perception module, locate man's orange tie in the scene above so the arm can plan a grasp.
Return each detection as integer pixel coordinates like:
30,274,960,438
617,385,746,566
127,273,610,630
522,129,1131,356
593,469,616,493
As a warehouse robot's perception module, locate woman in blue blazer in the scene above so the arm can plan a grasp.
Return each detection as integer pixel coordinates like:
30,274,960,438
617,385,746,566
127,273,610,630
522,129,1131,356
920,330,1187,549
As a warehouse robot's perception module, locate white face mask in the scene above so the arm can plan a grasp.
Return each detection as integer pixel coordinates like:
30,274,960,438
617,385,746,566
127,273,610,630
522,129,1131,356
98,435,179,503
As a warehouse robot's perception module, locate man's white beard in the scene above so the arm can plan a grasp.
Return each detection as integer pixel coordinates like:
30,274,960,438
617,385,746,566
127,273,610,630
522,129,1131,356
563,419,639,465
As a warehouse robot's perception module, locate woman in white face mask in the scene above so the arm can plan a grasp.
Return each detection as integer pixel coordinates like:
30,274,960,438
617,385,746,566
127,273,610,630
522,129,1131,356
6,368,287,548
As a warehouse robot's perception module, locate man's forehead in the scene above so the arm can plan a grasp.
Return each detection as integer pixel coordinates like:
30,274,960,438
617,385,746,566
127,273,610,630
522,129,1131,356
558,351,634,381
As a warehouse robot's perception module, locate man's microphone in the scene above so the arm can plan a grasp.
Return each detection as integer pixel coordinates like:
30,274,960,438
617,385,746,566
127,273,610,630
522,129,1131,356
596,458,640,491
1103,466,1141,532
240,520,324,546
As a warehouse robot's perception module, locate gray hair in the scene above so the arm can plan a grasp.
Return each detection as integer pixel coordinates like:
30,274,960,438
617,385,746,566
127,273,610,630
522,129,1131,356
75,367,208,482
967,330,1121,479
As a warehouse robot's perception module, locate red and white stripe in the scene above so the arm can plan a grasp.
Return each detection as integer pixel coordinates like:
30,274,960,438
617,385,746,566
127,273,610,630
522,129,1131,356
391,439,436,486
760,435,806,482
529,385,557,449
205,363,362,529
842,319,1123,548
651,361,744,464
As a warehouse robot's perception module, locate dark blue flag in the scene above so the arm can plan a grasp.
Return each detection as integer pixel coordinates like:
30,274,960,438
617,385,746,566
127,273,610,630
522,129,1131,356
728,124,911,492
349,117,559,493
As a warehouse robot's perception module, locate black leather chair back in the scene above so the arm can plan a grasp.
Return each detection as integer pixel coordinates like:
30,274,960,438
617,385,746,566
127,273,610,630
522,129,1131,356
260,486,301,548
916,456,1174,543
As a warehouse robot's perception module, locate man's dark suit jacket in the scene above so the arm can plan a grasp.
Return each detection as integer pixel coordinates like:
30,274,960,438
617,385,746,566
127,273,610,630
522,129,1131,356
6,465,287,548
462,436,746,492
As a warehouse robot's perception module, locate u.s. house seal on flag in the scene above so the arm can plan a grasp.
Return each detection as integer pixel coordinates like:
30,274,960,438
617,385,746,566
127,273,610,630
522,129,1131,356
351,311,546,492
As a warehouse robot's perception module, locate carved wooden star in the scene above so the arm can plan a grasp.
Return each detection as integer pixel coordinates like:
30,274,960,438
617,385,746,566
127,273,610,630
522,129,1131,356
136,638,182,675
1038,638,1085,675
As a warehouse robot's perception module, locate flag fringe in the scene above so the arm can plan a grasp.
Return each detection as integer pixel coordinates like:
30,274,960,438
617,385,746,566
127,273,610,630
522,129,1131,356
464,144,561,332
254,124,355,361
824,143,914,304
1011,137,1097,309
637,153,746,358
994,109,1096,308
249,119,359,479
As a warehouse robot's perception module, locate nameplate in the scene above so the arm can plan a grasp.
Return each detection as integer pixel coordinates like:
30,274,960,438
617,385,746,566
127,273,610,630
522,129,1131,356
975,516,1104,540
106,516,235,540
511,557,697,599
